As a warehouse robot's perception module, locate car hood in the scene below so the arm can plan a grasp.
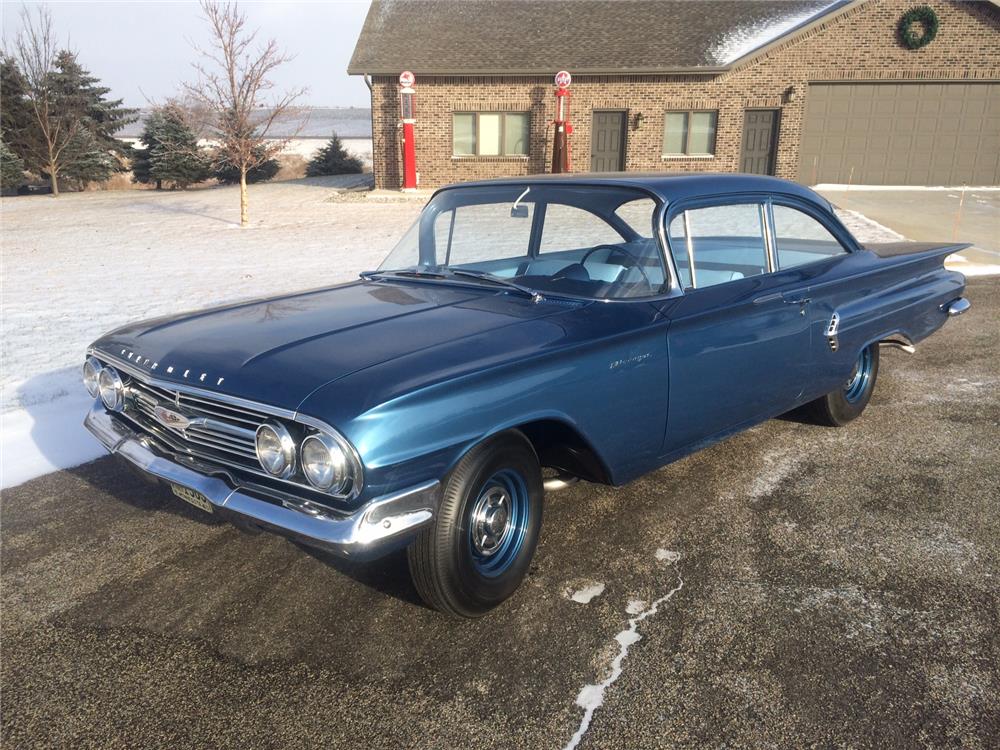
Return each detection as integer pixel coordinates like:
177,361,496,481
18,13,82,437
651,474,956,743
92,280,572,410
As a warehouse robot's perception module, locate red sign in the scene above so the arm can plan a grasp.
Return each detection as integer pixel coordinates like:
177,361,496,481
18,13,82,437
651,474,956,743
399,70,415,88
554,70,572,89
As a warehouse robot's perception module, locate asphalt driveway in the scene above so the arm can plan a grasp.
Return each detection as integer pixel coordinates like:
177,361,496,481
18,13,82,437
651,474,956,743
2,279,997,749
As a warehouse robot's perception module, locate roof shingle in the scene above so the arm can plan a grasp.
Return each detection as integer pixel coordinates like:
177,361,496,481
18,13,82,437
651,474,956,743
348,0,842,76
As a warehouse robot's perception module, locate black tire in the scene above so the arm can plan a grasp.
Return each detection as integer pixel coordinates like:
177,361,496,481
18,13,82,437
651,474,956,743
407,430,543,617
807,343,880,426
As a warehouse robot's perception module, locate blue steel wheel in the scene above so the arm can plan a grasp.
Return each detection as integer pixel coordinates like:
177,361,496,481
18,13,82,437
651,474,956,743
407,431,543,618
843,347,875,403
806,343,880,427
466,469,530,578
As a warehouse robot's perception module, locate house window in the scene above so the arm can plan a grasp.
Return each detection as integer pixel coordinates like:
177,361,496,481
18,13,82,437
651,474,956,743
662,111,717,156
453,112,530,156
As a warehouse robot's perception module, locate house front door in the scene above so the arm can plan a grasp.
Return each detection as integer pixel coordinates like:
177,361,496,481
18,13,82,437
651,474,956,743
740,109,779,175
591,111,626,172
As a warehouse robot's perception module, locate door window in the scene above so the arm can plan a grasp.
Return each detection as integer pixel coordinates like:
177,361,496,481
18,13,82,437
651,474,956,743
669,203,768,289
772,205,848,269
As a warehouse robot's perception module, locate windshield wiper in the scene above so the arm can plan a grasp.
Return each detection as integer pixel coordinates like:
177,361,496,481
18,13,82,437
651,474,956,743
444,269,544,302
361,268,448,281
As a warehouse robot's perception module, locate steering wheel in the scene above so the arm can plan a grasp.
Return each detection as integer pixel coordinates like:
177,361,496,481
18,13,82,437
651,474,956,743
577,244,655,288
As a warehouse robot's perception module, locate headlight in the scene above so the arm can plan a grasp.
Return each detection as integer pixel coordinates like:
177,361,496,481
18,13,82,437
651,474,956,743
301,433,349,493
255,422,297,478
98,367,124,411
83,356,103,398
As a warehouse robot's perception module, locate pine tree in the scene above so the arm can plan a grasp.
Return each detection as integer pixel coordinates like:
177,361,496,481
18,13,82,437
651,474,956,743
59,127,116,184
132,105,211,189
214,147,279,185
50,51,136,167
306,132,363,177
0,138,26,190
0,57,33,158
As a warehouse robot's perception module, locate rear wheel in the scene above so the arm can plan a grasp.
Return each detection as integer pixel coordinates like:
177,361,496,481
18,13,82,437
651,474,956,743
807,344,880,426
407,431,543,617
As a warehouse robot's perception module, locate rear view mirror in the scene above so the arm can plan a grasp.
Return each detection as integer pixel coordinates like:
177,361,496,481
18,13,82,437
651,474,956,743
510,205,529,218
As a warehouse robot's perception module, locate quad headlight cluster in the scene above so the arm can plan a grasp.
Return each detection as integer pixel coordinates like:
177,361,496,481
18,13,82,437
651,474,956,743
84,354,360,498
255,421,355,495
83,356,124,412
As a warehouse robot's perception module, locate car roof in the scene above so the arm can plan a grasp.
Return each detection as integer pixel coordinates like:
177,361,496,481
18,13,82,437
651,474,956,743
445,172,829,209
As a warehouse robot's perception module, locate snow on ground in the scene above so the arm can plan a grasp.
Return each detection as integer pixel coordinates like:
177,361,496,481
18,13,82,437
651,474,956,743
0,178,985,488
1,176,421,489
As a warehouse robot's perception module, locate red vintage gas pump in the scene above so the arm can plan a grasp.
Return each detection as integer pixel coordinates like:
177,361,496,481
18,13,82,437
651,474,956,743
399,70,417,190
552,70,573,173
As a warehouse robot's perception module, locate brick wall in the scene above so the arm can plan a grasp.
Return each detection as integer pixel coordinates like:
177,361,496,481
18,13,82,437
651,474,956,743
367,0,1000,189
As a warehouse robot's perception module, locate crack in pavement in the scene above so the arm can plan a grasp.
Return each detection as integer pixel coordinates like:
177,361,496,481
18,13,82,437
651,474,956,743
563,550,685,750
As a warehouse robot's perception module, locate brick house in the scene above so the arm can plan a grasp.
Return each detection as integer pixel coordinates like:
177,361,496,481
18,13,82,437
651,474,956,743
349,0,1000,189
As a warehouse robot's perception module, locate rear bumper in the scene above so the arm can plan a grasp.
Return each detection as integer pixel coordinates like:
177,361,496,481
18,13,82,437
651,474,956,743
84,404,440,561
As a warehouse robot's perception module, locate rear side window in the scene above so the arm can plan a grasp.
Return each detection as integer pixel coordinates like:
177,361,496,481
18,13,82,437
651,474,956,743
772,205,848,269
669,204,768,289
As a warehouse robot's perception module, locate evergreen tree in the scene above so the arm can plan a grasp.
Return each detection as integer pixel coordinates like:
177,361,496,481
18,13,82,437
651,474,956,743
214,147,279,185
50,51,136,168
0,57,33,158
306,132,363,177
0,138,26,190
59,127,116,184
132,105,211,189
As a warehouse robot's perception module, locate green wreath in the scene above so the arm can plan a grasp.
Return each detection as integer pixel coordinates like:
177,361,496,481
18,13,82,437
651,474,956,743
898,6,939,50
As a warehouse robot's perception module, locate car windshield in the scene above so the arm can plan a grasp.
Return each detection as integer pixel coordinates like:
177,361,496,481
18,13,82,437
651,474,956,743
376,184,667,300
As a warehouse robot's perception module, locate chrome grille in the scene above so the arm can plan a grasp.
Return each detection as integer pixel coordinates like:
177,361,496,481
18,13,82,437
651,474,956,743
122,373,268,470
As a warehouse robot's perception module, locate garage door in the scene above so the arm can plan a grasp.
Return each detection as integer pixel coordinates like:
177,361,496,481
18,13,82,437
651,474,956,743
798,82,1000,185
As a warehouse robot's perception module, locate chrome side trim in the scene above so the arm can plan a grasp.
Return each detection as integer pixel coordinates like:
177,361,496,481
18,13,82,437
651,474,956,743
84,404,439,561
943,297,970,317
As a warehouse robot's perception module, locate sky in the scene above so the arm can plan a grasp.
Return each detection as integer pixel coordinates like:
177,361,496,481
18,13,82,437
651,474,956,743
1,0,373,108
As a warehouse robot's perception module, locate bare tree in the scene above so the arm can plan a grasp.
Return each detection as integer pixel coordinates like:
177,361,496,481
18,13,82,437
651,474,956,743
12,5,79,196
185,1,303,226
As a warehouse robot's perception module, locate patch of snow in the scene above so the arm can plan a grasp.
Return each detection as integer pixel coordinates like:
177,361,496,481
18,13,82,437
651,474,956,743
563,552,684,750
707,3,837,65
1,392,105,489
655,548,681,563
835,208,905,242
949,263,1000,277
567,582,606,604
625,599,646,615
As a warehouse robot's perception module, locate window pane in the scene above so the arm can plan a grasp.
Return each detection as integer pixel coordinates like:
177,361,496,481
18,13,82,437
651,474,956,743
684,204,767,288
772,205,847,269
448,202,533,265
503,113,529,155
615,198,656,237
688,112,716,155
540,204,623,253
668,214,692,289
663,112,688,154
479,113,502,156
453,113,475,155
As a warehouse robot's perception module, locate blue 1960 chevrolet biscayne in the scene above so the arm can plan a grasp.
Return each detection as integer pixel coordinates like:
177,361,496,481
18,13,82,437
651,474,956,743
83,173,969,616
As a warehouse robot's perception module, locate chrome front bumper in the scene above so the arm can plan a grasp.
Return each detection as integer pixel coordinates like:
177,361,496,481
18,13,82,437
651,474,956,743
84,404,440,561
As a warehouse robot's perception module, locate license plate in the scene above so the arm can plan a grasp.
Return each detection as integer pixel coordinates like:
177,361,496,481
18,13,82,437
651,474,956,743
170,483,213,514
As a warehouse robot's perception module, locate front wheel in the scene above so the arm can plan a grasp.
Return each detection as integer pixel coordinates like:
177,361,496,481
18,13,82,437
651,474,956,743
807,343,880,426
407,431,543,617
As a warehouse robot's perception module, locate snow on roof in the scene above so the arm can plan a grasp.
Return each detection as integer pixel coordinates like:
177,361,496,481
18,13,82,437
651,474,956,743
706,0,842,65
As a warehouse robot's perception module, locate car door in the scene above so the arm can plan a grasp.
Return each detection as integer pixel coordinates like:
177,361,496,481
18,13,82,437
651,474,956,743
661,200,813,458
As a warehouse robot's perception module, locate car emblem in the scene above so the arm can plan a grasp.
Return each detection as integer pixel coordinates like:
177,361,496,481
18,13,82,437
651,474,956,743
153,405,191,431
